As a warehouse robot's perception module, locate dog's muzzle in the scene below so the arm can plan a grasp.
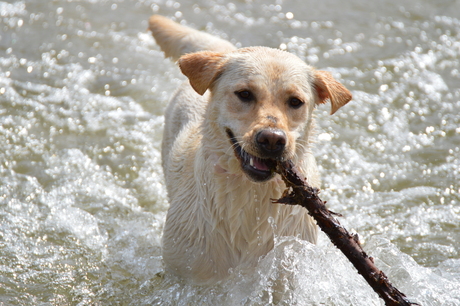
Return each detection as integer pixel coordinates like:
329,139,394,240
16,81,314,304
226,128,284,182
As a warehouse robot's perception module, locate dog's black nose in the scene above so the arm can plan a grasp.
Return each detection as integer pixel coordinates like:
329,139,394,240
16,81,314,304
256,129,286,157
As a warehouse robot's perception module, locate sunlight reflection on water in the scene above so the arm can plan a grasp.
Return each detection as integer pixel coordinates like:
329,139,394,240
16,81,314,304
0,0,459,305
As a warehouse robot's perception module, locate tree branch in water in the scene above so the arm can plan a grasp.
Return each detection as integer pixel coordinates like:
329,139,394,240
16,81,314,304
272,160,419,306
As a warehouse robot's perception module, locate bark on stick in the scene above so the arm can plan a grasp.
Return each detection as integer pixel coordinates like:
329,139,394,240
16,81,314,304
272,160,419,306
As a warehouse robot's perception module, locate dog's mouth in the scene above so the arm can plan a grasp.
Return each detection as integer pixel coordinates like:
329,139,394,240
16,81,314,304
226,128,277,182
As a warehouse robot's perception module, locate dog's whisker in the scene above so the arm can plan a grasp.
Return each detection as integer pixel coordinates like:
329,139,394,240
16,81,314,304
225,138,244,157
296,142,308,153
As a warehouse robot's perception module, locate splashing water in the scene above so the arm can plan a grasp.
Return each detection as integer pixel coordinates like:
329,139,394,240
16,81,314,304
1,0,459,305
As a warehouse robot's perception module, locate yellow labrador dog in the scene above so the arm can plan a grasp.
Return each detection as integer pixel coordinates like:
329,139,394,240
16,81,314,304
149,15,352,285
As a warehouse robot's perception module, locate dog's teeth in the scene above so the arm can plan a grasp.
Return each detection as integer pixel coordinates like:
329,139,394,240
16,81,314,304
250,157,254,167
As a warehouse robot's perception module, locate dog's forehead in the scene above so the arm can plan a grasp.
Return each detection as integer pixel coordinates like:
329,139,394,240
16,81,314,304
226,47,314,81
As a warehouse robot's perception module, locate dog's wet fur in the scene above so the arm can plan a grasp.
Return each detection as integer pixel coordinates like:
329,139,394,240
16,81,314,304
149,15,352,284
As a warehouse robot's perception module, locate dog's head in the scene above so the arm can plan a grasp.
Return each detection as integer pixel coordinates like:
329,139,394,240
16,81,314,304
179,47,351,182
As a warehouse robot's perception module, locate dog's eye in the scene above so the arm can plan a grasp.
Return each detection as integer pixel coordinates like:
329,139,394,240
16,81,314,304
288,97,304,109
235,90,254,102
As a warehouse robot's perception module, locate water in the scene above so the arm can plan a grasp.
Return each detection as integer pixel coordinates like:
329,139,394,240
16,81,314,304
0,0,459,305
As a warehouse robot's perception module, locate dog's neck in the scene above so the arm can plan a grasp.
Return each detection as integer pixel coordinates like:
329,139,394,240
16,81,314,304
184,142,317,284
195,148,284,258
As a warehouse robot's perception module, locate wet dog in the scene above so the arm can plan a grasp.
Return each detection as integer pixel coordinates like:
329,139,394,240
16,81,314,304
149,15,351,284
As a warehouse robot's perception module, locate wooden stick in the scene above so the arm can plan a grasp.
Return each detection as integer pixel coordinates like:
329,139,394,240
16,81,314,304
272,160,419,306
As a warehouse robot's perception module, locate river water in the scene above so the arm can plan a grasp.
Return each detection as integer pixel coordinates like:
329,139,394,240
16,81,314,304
0,0,459,305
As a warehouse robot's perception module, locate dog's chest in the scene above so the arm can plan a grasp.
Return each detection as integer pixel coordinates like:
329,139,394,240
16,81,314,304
204,172,301,258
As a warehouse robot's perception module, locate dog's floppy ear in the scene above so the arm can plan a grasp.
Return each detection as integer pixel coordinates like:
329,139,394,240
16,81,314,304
178,51,227,95
313,70,352,115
